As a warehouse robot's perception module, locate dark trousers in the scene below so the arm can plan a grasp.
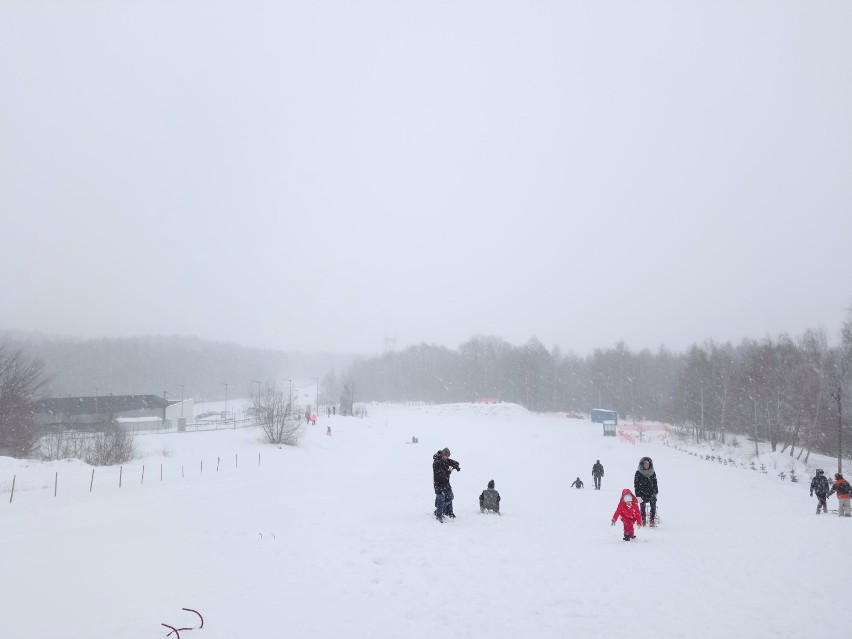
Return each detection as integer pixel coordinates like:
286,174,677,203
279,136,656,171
435,488,454,517
640,497,657,523
816,494,828,512
593,475,602,490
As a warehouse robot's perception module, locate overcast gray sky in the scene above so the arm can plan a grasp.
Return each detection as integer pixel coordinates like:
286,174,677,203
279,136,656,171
2,1,851,356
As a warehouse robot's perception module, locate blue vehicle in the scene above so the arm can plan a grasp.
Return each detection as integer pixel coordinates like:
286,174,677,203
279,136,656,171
590,408,618,425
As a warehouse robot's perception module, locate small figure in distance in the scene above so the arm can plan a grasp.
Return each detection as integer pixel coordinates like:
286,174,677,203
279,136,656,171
592,459,604,490
571,477,584,489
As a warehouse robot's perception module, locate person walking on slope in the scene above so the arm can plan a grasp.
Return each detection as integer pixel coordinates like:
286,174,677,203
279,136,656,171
827,473,852,517
611,488,642,541
634,456,659,527
571,477,584,489
433,447,461,522
810,469,830,514
592,460,604,490
480,479,501,514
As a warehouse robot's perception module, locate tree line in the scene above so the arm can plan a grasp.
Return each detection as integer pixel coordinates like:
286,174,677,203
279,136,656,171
334,315,852,461
0,332,353,400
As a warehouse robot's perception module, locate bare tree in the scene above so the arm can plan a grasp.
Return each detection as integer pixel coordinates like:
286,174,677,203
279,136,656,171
782,329,829,459
38,428,87,461
84,414,138,466
251,382,302,445
0,347,51,457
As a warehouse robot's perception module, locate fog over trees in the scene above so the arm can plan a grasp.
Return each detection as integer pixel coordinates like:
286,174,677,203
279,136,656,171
333,312,852,461
2,312,851,462
0,332,353,401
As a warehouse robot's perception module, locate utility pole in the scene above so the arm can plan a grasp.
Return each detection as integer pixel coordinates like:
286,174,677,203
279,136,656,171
312,377,320,413
832,386,842,474
223,383,229,422
180,384,184,418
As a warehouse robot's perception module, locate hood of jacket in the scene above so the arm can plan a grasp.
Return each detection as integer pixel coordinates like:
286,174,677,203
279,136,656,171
637,457,655,477
620,488,636,501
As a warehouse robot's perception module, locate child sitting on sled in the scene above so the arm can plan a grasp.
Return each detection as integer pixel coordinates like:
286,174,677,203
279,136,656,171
611,488,642,541
479,479,501,514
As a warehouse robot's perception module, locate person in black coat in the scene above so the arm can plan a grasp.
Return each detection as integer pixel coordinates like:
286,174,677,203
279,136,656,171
634,456,658,526
433,447,460,522
592,460,604,490
810,469,830,514
571,477,584,489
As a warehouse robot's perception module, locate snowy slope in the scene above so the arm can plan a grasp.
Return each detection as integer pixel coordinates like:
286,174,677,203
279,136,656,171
1,403,848,639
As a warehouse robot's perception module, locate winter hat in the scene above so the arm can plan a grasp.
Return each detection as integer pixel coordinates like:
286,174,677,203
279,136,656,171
441,447,451,456
816,469,824,475
488,479,495,489
836,473,844,480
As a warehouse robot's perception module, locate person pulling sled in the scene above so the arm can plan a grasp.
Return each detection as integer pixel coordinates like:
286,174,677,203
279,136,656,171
634,456,659,527
828,473,852,517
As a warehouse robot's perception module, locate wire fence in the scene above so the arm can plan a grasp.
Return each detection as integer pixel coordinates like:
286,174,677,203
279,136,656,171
4,449,265,504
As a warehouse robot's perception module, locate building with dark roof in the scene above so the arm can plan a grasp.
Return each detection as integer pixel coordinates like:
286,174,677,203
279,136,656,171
32,395,192,432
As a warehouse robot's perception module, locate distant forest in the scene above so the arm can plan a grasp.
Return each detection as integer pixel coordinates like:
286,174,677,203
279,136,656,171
5,317,852,460
0,332,354,402
338,315,852,460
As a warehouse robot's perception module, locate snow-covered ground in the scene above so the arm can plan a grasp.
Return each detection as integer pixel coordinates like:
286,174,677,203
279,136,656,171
1,402,848,638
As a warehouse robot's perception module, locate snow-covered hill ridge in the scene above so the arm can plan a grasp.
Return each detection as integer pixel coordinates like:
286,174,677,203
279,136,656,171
2,401,849,638
366,400,533,420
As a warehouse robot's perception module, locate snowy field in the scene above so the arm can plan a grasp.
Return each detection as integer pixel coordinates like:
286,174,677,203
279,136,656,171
1,402,849,639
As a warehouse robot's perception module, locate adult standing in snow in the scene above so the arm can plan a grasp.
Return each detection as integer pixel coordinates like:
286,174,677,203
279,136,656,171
827,473,852,517
433,447,460,522
634,456,658,527
810,469,830,514
592,460,604,490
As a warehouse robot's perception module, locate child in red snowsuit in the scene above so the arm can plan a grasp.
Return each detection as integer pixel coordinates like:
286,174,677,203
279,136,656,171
612,488,642,541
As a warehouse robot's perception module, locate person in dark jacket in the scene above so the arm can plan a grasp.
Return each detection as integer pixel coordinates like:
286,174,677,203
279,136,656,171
810,469,830,514
479,479,501,514
571,477,584,489
433,447,460,522
634,456,658,526
827,473,852,517
592,460,604,490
